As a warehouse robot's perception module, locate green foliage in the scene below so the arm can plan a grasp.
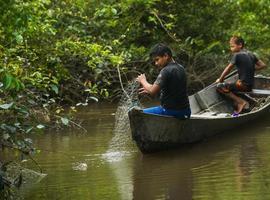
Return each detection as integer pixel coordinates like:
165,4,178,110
1,0,268,104
0,0,270,147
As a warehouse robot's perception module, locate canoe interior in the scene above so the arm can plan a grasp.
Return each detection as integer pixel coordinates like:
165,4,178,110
189,75,270,117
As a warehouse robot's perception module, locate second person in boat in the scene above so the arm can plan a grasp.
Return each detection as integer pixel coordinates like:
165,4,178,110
216,36,266,116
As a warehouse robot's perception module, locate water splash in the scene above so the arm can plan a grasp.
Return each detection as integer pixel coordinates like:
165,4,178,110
110,80,142,149
101,151,127,163
99,80,142,200
103,80,142,162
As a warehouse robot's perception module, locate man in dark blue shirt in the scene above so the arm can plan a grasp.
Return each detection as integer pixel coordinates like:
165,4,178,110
136,44,191,119
216,36,266,115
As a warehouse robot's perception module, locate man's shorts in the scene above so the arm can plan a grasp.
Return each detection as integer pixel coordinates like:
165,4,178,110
216,80,252,94
143,106,191,119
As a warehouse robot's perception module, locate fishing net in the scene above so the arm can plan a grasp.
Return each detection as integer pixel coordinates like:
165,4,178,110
103,80,143,161
114,79,143,132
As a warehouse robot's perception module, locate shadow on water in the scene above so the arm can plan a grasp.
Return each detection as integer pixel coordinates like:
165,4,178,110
132,117,270,200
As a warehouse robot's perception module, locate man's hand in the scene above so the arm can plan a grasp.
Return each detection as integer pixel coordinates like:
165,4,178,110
255,60,267,70
216,63,234,84
136,74,148,95
138,87,148,94
136,74,146,84
136,73,160,96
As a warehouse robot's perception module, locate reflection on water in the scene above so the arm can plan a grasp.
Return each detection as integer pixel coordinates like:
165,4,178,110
102,100,138,200
3,103,270,200
133,121,270,200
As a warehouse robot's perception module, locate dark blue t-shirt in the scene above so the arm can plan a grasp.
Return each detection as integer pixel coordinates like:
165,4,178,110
230,50,258,86
154,62,190,110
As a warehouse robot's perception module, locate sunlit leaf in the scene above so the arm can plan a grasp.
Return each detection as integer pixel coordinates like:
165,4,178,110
36,124,45,129
15,34,23,44
26,127,33,133
88,96,99,102
50,84,59,94
0,102,14,109
111,8,117,15
55,108,62,114
61,117,69,125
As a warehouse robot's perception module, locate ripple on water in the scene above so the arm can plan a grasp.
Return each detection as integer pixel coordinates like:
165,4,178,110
72,162,88,171
101,151,132,163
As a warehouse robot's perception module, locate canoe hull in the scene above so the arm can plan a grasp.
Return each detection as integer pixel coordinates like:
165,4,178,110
128,104,270,153
128,75,270,153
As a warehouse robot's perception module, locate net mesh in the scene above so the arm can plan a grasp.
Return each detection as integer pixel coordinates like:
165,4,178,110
103,80,143,161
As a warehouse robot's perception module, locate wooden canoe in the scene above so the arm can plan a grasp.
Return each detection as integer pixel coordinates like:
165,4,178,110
128,75,270,153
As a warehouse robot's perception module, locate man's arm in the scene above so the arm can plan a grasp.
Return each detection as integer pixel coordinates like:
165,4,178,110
255,60,267,70
136,74,160,96
216,63,234,83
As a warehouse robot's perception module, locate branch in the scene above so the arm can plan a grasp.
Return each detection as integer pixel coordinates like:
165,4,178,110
54,115,87,133
0,143,43,174
152,11,181,43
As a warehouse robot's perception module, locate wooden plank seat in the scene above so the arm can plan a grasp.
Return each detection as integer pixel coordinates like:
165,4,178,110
237,89,270,96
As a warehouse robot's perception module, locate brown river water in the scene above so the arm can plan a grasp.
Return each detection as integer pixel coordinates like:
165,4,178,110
3,103,270,200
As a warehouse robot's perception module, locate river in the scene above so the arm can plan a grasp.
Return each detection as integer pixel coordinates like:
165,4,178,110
7,103,270,199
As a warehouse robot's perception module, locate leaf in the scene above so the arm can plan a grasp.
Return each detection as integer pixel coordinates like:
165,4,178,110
88,96,99,102
3,134,10,140
61,117,69,125
111,8,117,15
24,138,33,145
50,84,59,94
3,74,13,89
55,108,62,114
26,127,33,133
14,79,23,91
27,99,37,105
16,107,29,116
36,124,45,129
1,124,16,133
15,34,24,44
0,102,14,109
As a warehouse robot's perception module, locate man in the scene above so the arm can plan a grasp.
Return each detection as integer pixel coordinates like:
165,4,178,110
216,36,266,116
136,43,191,119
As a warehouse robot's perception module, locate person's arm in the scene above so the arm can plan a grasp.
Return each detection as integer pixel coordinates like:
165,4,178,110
255,60,267,70
136,74,160,96
216,63,234,83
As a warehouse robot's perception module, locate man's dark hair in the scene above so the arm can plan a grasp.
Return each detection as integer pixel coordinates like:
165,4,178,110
230,36,245,48
149,43,172,58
